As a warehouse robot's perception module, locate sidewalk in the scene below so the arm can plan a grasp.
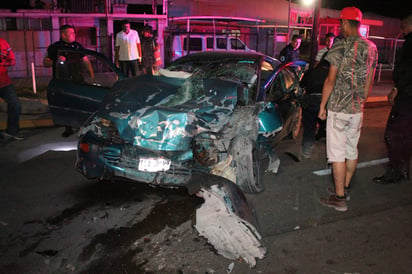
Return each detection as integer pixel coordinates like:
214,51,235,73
0,98,53,130
0,76,51,131
0,76,393,131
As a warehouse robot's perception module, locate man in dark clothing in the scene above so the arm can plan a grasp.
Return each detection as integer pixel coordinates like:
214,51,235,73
373,14,412,184
43,24,94,137
141,25,155,75
279,34,302,64
313,33,336,141
299,59,330,158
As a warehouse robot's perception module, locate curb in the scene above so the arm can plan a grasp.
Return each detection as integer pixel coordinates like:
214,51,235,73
0,98,54,130
19,119,55,129
0,118,55,130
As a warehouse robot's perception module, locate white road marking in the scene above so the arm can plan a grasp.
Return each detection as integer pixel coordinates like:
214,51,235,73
18,141,77,162
313,158,389,176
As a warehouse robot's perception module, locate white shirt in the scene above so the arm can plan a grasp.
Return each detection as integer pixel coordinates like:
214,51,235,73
115,29,141,61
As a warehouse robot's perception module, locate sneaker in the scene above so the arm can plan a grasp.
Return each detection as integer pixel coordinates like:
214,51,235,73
373,174,401,184
1,132,24,141
319,195,347,212
327,186,350,201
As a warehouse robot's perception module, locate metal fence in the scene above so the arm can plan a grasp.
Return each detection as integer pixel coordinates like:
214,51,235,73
368,36,404,82
0,30,111,78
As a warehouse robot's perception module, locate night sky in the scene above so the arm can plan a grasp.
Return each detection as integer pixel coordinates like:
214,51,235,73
320,0,409,19
0,0,410,19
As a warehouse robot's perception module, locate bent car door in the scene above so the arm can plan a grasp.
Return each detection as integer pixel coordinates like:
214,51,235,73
47,48,124,128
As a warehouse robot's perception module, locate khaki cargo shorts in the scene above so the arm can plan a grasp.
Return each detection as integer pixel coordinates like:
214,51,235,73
326,111,363,162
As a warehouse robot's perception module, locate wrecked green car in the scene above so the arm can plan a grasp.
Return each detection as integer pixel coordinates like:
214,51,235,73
74,52,305,194
48,50,305,265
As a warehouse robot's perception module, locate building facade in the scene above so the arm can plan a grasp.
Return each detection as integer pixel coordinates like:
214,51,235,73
0,0,403,78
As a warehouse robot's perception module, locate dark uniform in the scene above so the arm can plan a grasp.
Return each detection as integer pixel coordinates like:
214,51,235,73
279,44,299,64
141,35,155,75
376,31,412,182
45,40,85,82
45,40,86,137
299,59,330,158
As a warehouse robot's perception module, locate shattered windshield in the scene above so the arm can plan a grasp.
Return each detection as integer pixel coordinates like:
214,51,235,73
167,58,258,84
196,60,258,86
161,59,258,108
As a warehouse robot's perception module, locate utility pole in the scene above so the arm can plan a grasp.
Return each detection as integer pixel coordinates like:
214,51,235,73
287,0,291,43
309,0,321,69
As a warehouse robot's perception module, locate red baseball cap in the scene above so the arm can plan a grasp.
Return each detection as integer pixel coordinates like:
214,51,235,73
339,7,362,22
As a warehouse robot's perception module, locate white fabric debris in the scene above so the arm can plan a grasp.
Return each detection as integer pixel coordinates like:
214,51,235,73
227,262,234,273
210,155,236,183
157,68,192,79
266,155,280,173
195,185,266,267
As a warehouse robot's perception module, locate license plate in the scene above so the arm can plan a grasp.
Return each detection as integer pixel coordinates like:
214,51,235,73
138,157,171,172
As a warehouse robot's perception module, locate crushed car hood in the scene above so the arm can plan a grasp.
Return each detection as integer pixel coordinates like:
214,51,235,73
98,75,240,151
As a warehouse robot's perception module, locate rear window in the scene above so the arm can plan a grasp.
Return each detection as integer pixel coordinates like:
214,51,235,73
216,38,227,49
231,38,246,50
206,38,213,49
183,38,202,51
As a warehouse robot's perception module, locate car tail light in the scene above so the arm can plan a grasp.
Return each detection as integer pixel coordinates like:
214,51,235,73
79,143,90,153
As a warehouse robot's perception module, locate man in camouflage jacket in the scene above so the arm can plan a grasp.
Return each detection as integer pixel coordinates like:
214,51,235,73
318,7,378,211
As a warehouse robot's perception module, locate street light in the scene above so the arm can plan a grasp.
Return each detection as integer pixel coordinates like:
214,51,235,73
287,0,315,46
302,0,314,6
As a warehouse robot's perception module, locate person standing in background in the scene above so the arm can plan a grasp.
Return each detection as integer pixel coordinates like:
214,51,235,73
279,34,302,64
373,13,412,184
313,32,336,140
140,24,155,75
314,32,335,67
152,30,162,74
115,20,142,77
43,24,94,137
0,38,23,141
318,7,378,212
299,58,330,159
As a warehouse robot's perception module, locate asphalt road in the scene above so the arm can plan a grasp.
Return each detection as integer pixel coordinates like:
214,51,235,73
0,102,411,273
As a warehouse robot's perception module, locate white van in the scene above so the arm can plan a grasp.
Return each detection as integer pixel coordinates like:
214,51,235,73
171,34,253,61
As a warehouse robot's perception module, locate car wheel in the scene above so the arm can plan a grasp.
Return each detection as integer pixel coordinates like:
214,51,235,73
230,136,264,194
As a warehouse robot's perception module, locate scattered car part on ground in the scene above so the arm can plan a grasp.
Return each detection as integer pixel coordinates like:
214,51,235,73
192,175,266,267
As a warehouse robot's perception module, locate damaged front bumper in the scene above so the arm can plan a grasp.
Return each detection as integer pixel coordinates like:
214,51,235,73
76,132,194,186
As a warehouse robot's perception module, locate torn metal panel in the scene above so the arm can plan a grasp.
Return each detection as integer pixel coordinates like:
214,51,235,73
195,184,266,267
258,102,283,137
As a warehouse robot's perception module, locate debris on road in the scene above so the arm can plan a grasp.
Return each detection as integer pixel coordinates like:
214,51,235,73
195,184,266,267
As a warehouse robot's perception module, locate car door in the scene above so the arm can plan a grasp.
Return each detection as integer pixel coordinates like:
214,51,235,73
256,58,283,135
47,48,124,128
265,64,303,143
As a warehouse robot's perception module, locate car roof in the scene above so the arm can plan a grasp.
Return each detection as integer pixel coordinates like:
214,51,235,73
169,51,274,65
